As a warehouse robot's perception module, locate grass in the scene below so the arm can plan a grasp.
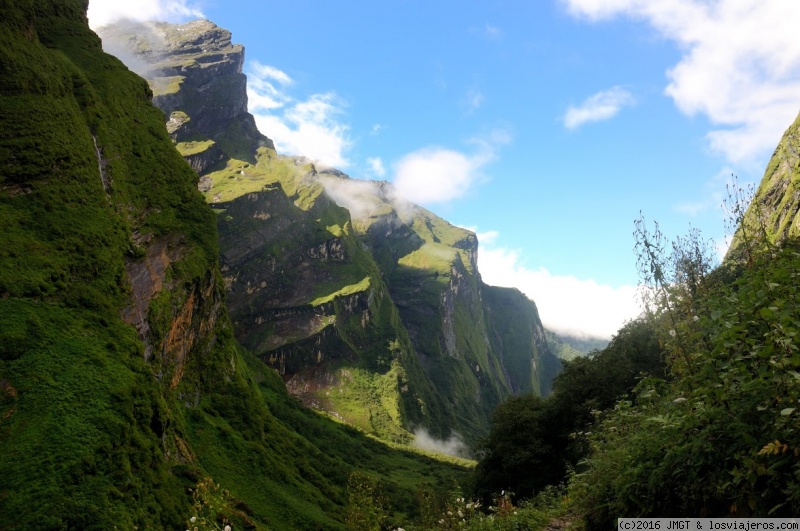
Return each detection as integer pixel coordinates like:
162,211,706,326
311,276,371,306
202,149,315,203
176,139,215,157
188,348,473,528
149,75,184,97
0,299,190,529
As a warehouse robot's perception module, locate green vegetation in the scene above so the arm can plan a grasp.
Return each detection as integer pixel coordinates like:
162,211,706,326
484,286,561,396
176,139,215,157
473,318,664,504
472,195,800,526
14,3,800,528
311,276,371,306
182,343,472,529
150,75,184,97
571,217,800,524
0,4,475,528
398,243,459,275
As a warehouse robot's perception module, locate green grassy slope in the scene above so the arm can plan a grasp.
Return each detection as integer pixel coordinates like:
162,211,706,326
0,3,469,528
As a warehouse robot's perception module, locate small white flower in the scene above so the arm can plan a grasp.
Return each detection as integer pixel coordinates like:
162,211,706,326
673,397,687,403
190,517,196,523
693,315,699,322
224,526,232,531
669,329,677,337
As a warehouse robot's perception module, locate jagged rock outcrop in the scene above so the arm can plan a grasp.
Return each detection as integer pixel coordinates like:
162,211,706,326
101,18,561,445
97,19,273,172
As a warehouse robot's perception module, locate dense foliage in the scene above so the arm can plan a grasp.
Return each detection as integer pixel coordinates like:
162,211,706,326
473,318,665,503
572,230,800,524
475,205,800,526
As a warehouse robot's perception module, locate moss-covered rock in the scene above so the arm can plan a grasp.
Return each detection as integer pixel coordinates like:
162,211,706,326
730,111,800,255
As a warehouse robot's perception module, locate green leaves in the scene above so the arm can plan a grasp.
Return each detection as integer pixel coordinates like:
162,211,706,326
571,234,800,521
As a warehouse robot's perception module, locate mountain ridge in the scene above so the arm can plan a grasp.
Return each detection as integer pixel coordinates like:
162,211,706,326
97,18,562,445
1,3,470,527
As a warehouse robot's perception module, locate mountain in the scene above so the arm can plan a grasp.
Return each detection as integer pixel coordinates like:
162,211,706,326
0,3,468,528
730,111,800,254
545,329,609,361
97,19,561,445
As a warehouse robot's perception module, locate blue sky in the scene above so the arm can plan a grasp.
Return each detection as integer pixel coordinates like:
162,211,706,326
88,0,800,338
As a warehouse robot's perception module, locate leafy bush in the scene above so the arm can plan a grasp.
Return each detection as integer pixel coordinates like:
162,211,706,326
473,317,664,504
570,215,800,525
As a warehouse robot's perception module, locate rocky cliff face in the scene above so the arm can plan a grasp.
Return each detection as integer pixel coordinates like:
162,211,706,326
1,4,472,528
98,20,272,174
731,111,800,255
100,19,561,445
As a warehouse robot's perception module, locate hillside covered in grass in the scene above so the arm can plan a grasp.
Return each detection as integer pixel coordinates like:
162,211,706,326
0,2,472,528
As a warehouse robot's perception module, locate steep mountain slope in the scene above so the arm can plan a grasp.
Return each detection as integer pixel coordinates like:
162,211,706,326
98,19,561,446
731,111,800,252
0,3,469,529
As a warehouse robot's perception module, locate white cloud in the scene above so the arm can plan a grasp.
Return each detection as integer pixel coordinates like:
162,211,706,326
391,131,509,205
250,62,293,86
367,157,386,177
563,86,635,129
247,62,351,168
88,0,203,29
478,243,640,339
248,61,293,111
370,123,383,136
562,0,800,164
393,149,478,204
319,177,383,220
477,230,499,245
413,428,469,458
